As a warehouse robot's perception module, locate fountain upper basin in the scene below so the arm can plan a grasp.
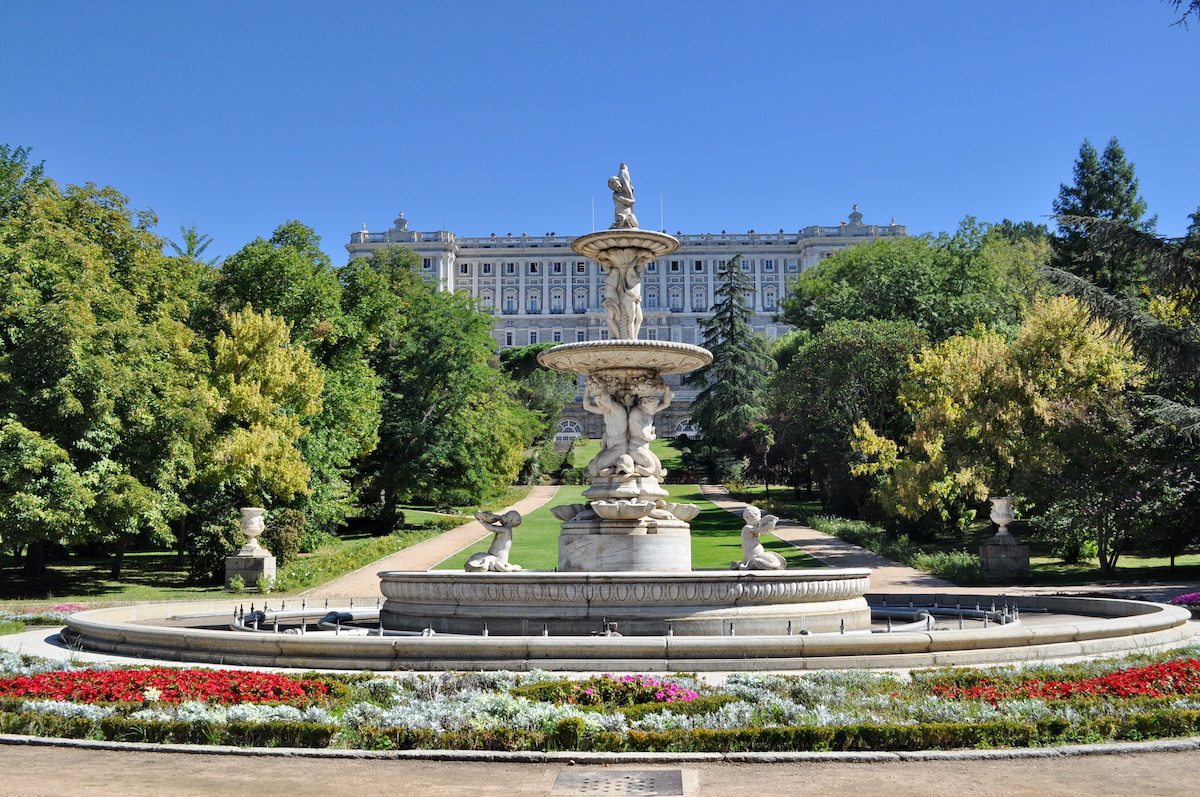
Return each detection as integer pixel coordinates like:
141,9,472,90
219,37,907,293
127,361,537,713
537,340,712,375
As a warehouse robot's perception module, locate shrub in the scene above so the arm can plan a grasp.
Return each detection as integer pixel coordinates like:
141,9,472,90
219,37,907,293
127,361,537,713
260,509,307,564
911,550,983,584
187,516,245,583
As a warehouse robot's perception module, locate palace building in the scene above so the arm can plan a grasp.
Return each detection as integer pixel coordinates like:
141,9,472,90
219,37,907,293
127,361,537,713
346,208,906,440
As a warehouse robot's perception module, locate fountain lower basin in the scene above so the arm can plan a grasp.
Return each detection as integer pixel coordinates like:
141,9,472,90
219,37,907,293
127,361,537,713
378,569,872,636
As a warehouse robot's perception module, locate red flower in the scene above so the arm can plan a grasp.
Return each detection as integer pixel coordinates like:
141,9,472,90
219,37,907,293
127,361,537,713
929,659,1200,703
0,668,329,705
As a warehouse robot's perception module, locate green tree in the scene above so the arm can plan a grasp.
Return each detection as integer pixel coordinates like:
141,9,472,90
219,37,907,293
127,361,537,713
0,180,214,576
1052,137,1155,294
167,224,221,267
201,304,324,506
684,255,776,462
350,247,537,509
1043,215,1200,437
770,320,927,516
0,144,46,221
852,296,1141,535
779,220,1047,343
213,222,381,531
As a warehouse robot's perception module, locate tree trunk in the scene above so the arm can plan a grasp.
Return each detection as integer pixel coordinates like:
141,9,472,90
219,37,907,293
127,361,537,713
22,540,46,577
110,538,126,580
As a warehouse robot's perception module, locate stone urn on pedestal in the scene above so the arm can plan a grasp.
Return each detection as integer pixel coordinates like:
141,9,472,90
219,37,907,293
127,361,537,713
979,496,1030,583
224,507,276,591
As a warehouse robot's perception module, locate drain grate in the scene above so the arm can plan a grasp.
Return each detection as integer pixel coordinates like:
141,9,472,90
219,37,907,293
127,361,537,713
552,769,685,796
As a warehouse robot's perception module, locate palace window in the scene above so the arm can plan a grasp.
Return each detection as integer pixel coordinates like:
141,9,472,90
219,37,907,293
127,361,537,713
645,287,660,309
529,331,538,344
553,330,562,342
693,260,703,272
529,262,539,275
554,419,583,442
552,262,563,274
482,262,493,274
670,260,681,272
505,262,516,274
575,262,587,274
763,259,775,271
458,263,469,275
527,290,541,313
576,330,586,342
504,331,514,346
422,258,432,270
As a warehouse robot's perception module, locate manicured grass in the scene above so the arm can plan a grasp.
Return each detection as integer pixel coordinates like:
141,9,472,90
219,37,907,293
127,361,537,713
436,486,588,570
0,620,25,636
0,526,455,604
0,551,239,604
563,438,686,474
435,484,824,571
726,485,823,525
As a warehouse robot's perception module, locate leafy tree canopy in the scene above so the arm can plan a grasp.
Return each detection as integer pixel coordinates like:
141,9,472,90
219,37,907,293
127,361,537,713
778,218,1048,343
852,296,1141,533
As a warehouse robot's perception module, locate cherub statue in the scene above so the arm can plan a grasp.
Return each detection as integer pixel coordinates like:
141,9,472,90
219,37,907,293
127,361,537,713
466,510,523,572
583,375,633,476
609,162,637,229
627,378,671,477
731,505,787,571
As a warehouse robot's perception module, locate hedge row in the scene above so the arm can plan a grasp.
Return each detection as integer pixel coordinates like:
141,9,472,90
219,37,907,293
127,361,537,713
6,709,1200,752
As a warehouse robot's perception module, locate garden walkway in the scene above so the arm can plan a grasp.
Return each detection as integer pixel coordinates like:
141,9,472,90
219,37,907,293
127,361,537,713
302,485,560,599
699,484,1200,602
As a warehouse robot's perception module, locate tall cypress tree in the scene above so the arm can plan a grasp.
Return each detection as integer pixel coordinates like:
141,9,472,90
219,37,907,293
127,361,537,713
1052,137,1155,294
683,255,776,458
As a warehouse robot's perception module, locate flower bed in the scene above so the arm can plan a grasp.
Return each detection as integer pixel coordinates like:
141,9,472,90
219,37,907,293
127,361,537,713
929,659,1200,702
3,650,1200,752
0,667,331,705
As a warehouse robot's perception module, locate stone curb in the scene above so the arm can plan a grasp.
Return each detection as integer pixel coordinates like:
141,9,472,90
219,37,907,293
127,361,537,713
4,733,1199,763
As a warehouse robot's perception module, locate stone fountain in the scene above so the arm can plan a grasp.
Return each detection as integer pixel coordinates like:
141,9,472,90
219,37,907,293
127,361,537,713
379,164,872,636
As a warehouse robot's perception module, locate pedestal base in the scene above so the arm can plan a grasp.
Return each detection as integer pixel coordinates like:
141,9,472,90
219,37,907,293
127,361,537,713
225,549,276,591
559,516,692,572
980,533,1030,583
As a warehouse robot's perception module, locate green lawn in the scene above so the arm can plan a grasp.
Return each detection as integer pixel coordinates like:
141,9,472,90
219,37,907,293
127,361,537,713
435,483,824,571
0,528,447,604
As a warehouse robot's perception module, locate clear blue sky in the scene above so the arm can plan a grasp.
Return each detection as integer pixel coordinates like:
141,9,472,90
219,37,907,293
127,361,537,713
3,1,1197,263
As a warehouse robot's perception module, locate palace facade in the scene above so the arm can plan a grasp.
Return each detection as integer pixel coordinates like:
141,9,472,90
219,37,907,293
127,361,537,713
346,208,906,440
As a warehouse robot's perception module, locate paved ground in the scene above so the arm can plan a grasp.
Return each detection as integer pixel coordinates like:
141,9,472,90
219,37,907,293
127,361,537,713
2,742,1200,796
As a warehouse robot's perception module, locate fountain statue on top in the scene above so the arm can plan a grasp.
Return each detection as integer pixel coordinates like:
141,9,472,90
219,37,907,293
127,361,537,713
539,163,713,572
